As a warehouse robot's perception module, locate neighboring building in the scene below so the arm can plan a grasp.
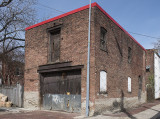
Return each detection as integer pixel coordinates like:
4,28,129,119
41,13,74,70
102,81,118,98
0,50,24,86
146,49,160,99
24,3,146,115
1,60,24,85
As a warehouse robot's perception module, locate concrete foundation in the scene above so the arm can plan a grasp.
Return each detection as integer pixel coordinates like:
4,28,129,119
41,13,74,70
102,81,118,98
95,92,146,114
23,91,40,109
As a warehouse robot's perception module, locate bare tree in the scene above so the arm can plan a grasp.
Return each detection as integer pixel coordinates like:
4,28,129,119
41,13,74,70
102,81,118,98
0,0,36,54
154,40,160,53
0,0,37,84
0,0,13,7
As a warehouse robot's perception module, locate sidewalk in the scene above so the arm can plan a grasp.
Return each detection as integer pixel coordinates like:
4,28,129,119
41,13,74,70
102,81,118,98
75,100,160,119
0,107,34,115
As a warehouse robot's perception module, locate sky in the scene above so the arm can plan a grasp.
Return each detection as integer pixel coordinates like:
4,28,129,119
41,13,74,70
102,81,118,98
35,0,160,49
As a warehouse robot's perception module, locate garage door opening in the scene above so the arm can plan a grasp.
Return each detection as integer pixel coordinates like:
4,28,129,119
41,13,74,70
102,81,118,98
40,69,81,112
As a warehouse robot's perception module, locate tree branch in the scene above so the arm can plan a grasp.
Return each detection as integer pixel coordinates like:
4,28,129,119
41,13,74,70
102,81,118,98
0,0,13,7
4,45,24,54
0,37,25,42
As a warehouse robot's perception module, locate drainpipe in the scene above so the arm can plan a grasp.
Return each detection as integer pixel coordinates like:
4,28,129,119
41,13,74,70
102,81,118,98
86,0,91,117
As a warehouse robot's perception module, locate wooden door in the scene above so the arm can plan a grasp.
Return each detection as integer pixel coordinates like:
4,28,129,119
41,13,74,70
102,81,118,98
50,31,60,62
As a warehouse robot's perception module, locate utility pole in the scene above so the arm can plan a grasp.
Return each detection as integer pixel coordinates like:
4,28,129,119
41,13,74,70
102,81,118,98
86,0,91,117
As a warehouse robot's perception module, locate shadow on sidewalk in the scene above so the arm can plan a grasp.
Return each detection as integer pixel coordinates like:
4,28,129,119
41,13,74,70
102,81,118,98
120,90,137,119
122,109,137,119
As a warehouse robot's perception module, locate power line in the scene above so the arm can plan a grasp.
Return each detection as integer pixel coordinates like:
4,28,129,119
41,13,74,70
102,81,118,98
36,3,160,40
36,3,88,21
37,3,65,14
128,31,160,40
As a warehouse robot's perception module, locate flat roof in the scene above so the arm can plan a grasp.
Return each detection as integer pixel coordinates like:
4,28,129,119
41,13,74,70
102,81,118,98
25,2,146,51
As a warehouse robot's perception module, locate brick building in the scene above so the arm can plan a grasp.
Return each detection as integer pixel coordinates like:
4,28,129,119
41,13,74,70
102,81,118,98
0,59,24,86
24,2,146,115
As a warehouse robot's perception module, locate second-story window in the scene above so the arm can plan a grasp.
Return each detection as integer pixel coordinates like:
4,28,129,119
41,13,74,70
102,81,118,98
49,28,61,62
128,47,132,63
100,27,107,51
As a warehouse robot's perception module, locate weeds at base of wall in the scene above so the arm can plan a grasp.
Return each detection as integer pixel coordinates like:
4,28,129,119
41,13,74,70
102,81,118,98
147,74,154,102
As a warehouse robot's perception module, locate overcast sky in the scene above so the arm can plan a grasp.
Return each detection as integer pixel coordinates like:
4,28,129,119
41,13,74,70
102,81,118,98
35,0,160,49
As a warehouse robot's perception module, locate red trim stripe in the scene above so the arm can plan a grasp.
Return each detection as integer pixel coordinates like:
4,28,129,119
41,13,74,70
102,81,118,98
25,2,97,31
25,2,146,51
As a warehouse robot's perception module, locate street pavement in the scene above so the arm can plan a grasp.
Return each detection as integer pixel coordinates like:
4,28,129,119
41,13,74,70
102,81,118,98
0,108,80,119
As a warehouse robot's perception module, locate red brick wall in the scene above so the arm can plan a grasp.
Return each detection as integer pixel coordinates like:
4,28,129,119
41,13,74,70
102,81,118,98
93,7,146,99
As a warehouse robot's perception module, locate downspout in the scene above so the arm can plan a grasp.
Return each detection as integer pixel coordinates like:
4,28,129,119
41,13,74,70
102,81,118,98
86,0,91,117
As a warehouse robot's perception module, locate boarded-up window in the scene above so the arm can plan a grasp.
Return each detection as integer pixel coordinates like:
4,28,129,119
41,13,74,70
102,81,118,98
100,71,107,93
100,27,107,51
15,67,20,75
128,77,131,92
50,28,61,62
128,47,132,63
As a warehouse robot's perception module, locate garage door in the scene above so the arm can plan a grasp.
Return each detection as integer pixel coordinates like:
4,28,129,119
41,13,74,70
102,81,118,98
41,70,81,112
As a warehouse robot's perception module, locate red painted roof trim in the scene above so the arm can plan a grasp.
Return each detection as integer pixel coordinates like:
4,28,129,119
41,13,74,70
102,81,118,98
25,2,146,51
25,2,97,31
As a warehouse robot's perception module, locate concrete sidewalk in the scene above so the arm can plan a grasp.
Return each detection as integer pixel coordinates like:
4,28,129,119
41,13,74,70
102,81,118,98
0,107,34,115
134,104,160,119
76,103,160,119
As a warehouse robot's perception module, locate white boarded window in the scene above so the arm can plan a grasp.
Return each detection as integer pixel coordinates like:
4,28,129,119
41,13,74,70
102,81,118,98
128,77,131,92
100,71,107,93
